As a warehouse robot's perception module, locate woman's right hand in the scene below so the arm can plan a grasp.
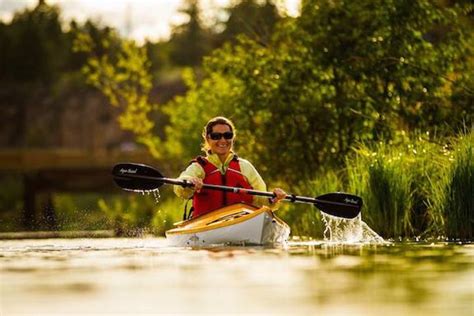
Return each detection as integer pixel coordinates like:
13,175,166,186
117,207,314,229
188,177,203,192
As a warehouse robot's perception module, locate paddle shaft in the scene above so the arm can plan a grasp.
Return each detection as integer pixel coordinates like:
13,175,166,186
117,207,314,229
112,162,363,218
124,174,359,209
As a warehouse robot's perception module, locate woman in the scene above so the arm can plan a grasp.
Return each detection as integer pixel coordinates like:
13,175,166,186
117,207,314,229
174,116,287,218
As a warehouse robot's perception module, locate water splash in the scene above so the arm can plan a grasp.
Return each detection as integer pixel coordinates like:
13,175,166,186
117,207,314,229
131,189,161,204
321,212,386,244
151,190,161,204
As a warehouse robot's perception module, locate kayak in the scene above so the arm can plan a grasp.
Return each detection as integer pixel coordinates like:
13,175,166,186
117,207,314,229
165,203,290,247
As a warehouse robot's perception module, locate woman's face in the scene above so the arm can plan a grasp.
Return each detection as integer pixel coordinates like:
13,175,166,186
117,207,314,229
207,124,234,158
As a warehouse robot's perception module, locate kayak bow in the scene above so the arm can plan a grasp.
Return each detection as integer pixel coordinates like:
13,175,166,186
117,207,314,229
166,203,290,247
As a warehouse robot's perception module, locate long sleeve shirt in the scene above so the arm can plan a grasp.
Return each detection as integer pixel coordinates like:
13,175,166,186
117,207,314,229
174,152,280,210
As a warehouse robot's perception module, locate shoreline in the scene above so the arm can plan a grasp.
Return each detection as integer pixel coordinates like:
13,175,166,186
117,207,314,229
0,230,115,240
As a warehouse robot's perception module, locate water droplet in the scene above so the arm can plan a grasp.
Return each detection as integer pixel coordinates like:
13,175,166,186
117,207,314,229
152,189,161,204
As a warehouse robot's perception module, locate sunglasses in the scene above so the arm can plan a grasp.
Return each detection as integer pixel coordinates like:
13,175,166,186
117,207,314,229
208,131,234,140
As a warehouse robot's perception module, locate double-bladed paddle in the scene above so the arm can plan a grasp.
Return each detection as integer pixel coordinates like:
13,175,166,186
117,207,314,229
112,163,363,219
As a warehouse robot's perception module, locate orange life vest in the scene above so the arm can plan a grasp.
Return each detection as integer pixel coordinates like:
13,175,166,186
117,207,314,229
192,156,254,218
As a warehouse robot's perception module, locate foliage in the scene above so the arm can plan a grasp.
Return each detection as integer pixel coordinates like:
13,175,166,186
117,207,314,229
0,1,72,147
166,0,282,67
216,0,281,46
160,0,473,184
168,0,212,66
0,1,67,83
73,27,163,156
70,0,285,159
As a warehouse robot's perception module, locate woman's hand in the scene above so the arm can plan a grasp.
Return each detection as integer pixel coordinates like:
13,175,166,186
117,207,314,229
188,177,203,192
271,188,287,203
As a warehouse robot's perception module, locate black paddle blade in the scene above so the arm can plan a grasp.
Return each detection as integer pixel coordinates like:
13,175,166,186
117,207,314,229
112,163,164,191
314,192,363,219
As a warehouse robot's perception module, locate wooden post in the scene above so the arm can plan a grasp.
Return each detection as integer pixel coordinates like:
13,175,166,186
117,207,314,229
43,192,58,230
23,174,36,230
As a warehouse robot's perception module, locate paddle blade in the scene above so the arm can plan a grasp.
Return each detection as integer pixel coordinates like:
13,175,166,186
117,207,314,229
314,193,363,219
112,163,164,191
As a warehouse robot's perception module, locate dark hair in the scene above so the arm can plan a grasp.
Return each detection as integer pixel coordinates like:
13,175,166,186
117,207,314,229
202,116,236,152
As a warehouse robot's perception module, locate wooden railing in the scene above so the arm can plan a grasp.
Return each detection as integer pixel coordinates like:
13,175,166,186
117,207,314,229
0,148,158,231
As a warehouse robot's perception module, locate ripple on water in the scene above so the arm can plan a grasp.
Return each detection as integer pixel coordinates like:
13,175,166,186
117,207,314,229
0,238,473,315
26,281,98,294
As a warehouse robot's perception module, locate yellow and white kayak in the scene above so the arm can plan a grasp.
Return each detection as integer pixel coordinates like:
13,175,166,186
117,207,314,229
165,203,290,247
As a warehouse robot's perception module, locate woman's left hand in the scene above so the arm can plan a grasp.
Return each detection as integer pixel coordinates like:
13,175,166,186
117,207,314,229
271,188,287,203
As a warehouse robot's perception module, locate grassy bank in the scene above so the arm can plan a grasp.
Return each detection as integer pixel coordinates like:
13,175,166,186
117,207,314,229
282,131,472,240
343,132,472,239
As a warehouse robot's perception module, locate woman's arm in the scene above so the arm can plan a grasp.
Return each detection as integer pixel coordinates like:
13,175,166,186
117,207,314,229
173,163,205,199
239,158,285,209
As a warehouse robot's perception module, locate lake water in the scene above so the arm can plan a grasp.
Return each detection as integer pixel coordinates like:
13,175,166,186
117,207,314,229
1,238,472,315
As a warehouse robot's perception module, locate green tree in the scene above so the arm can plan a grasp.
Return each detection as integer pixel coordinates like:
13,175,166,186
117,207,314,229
161,0,473,183
217,0,281,46
169,0,212,66
0,1,70,147
0,0,66,83
79,0,472,184
73,25,165,159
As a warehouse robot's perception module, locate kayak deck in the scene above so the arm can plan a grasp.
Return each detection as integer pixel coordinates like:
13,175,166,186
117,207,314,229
166,203,290,247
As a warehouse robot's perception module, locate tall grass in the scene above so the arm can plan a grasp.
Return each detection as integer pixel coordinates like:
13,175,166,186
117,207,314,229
439,133,473,239
345,132,473,239
346,143,414,238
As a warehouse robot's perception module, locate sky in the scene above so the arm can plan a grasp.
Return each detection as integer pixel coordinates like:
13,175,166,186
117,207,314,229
0,0,300,43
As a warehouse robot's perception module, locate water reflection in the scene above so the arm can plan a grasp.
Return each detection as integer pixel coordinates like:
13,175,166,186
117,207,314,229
1,238,472,315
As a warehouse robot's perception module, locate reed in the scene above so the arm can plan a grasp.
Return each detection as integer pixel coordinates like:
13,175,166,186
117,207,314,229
398,137,448,237
346,143,414,238
440,133,473,239
345,132,473,239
